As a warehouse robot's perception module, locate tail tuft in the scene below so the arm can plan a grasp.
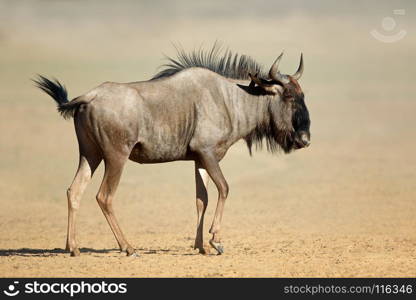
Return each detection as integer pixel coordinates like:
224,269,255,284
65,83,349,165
33,75,79,119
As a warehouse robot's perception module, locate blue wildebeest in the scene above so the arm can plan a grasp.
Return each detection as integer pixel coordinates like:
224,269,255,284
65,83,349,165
34,45,310,256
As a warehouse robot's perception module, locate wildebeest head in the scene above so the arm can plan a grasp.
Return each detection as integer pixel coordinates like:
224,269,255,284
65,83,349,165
248,52,311,152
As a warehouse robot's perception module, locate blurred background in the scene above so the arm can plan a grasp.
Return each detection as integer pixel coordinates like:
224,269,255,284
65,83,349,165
0,0,415,277
1,0,414,99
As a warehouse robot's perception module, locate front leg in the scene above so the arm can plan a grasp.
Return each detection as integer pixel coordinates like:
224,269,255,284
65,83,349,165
197,151,229,255
194,161,210,254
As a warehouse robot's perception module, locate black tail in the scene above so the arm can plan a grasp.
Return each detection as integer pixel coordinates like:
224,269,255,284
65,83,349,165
33,75,81,119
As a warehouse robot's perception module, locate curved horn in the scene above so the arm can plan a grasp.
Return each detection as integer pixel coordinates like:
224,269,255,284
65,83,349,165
269,52,286,83
292,53,304,80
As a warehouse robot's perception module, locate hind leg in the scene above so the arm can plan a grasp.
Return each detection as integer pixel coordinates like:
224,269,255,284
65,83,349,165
66,153,101,256
194,161,210,254
96,156,135,256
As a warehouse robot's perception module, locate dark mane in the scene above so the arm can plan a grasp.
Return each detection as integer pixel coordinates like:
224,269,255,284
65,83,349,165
152,42,266,80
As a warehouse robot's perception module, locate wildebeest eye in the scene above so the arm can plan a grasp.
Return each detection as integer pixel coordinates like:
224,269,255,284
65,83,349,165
282,90,295,102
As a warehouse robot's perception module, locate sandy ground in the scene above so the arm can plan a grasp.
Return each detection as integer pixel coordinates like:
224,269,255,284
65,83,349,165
0,0,415,277
1,97,415,277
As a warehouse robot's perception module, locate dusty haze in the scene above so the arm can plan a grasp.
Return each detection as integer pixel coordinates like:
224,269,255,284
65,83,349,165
0,0,415,277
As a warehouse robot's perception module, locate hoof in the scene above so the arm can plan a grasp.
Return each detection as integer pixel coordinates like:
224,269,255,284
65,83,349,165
194,242,211,255
196,247,210,255
70,248,80,257
209,240,224,255
127,251,139,257
126,247,137,257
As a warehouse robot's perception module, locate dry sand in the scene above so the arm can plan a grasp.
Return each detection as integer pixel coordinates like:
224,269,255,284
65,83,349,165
0,0,415,277
1,97,415,277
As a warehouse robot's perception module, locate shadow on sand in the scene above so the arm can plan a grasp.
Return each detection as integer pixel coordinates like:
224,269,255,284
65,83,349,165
0,248,182,257
0,248,119,257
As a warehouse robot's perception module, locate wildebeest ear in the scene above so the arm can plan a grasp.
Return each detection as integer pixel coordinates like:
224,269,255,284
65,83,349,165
248,73,280,94
248,73,256,89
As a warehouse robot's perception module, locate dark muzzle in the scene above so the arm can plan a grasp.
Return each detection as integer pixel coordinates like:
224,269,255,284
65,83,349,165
294,131,310,149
